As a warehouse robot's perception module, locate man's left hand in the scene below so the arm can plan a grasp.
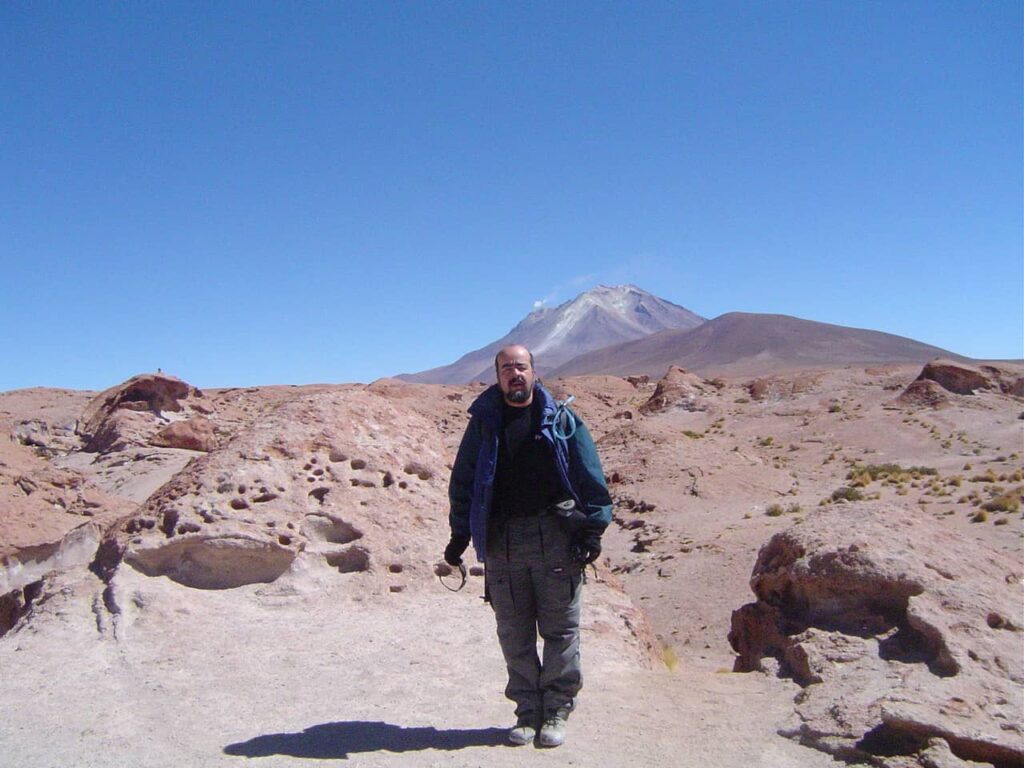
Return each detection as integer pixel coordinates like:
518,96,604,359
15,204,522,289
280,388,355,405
573,530,602,565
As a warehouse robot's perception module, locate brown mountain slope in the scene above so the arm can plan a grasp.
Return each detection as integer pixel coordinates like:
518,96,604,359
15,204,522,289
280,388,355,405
547,312,968,379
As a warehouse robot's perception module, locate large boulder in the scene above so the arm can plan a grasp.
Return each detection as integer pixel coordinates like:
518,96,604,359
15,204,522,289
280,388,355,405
640,366,716,414
895,379,951,409
729,504,1023,768
745,372,823,402
150,417,217,452
917,361,993,395
78,373,198,453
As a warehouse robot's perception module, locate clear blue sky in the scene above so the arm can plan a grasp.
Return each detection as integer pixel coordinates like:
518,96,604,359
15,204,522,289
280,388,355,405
2,1,1021,390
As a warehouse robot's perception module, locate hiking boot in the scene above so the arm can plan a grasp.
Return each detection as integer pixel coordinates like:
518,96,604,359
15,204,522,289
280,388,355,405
538,711,568,747
507,716,538,746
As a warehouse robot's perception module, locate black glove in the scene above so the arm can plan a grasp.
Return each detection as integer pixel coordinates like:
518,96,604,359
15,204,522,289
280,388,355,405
573,530,602,565
444,533,471,566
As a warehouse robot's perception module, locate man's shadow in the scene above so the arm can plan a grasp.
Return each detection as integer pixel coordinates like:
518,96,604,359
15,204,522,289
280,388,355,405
223,721,507,759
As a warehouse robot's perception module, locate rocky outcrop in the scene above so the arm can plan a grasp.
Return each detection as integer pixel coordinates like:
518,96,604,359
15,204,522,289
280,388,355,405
150,417,217,452
745,372,823,401
896,379,951,409
916,361,993,395
897,361,1024,408
640,366,715,414
100,387,451,591
78,373,198,452
729,504,1023,768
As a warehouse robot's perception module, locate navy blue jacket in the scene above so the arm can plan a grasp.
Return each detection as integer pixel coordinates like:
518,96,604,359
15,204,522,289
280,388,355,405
448,382,613,563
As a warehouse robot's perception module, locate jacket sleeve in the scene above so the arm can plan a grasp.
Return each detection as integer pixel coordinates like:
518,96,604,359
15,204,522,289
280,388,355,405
567,416,613,533
448,415,480,538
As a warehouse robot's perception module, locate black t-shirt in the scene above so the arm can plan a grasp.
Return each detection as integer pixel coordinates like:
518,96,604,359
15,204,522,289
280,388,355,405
491,399,564,521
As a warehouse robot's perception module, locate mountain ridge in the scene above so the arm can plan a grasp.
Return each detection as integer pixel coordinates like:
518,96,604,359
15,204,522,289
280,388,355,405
546,311,970,379
396,285,704,384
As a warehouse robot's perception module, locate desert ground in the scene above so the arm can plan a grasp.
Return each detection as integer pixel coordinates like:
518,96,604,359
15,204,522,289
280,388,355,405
0,360,1021,767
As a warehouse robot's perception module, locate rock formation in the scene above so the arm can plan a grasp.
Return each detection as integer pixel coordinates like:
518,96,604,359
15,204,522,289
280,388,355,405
729,504,1023,768
639,366,716,414
916,361,995,396
149,416,218,452
896,379,951,409
78,372,202,452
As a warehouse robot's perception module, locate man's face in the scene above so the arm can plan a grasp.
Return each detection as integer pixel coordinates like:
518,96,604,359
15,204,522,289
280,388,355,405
496,347,535,407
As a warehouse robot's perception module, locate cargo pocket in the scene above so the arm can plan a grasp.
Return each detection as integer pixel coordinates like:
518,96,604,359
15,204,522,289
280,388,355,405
543,565,582,609
485,569,516,617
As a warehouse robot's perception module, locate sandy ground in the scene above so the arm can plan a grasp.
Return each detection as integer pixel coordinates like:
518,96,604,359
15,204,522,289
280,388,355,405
0,563,836,768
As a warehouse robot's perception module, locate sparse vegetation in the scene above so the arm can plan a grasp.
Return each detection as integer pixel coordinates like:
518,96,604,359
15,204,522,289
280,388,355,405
682,430,703,439
831,486,864,503
981,486,1022,514
765,502,802,517
849,463,938,481
661,643,679,671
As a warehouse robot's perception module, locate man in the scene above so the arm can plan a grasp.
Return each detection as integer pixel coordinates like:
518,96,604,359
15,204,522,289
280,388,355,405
444,344,612,748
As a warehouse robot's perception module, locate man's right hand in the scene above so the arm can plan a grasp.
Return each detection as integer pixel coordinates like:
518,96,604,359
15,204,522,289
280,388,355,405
444,533,471,566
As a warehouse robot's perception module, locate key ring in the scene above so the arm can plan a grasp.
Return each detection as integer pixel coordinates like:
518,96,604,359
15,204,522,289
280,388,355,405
437,562,467,592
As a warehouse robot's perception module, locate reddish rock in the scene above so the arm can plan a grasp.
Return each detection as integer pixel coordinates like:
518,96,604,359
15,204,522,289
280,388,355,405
150,417,217,452
640,366,715,414
78,373,196,453
729,504,1023,767
917,360,992,395
746,373,822,401
895,379,950,409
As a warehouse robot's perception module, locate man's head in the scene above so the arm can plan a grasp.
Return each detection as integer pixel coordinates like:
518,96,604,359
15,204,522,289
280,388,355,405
494,345,535,407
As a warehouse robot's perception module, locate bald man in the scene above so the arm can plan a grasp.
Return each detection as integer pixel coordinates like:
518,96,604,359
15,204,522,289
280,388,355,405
445,344,612,747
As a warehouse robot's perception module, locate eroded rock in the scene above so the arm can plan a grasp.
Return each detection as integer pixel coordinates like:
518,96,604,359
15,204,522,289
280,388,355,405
896,379,951,409
150,417,217,452
124,534,296,590
729,504,1023,767
640,366,715,414
78,373,197,452
917,361,992,396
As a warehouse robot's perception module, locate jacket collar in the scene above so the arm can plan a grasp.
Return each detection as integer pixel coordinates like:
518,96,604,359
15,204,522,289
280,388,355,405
469,382,557,426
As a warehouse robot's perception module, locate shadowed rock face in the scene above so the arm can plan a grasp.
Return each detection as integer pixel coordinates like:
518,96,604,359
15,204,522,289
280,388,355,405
917,361,994,396
729,504,1023,768
916,359,1024,398
78,373,199,453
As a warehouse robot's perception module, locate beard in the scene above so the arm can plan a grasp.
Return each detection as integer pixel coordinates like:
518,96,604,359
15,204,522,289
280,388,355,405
505,388,530,404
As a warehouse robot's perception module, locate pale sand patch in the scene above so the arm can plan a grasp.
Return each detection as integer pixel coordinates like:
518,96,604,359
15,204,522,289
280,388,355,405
0,565,832,768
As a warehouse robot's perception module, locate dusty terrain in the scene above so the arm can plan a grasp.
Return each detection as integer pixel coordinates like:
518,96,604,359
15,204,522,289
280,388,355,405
0,361,1021,767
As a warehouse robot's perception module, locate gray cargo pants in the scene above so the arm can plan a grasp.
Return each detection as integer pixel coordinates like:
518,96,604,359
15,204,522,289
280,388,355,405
485,514,583,720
